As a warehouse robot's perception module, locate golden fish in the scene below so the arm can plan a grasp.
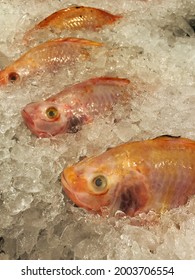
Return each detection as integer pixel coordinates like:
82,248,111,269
24,6,122,43
61,136,195,217
0,37,102,86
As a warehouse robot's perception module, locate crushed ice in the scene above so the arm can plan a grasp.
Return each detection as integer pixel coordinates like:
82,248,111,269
0,0,195,260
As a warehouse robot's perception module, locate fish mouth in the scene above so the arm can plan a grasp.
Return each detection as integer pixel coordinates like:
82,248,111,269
61,171,92,210
61,171,81,205
0,76,7,85
61,171,72,193
21,109,35,128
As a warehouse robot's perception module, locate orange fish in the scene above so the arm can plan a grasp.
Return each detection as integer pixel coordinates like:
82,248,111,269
61,136,195,217
24,6,122,43
0,37,102,86
21,77,130,137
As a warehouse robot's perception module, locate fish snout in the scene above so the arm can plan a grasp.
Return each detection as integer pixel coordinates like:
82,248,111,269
21,109,51,138
61,167,86,192
0,74,7,85
61,170,71,192
21,108,35,128
61,168,83,206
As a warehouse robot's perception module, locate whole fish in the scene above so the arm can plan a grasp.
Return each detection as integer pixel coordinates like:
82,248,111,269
61,136,195,217
23,6,122,43
0,37,102,86
21,77,130,137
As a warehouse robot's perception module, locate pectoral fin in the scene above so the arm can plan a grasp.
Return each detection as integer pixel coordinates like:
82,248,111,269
67,116,82,133
109,171,150,217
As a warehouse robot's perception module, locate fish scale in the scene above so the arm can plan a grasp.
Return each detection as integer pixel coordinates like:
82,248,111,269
61,136,195,217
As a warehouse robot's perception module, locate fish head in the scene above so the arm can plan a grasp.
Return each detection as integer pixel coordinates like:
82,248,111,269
21,101,72,137
0,67,22,86
61,148,149,216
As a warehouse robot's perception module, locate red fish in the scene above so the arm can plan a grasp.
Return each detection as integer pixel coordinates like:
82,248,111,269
24,6,122,43
0,37,102,86
61,136,195,217
21,77,130,137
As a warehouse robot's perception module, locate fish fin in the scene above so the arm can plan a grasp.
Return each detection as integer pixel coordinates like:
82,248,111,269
153,135,195,149
51,37,103,47
113,14,123,20
154,135,181,140
67,5,84,8
106,146,113,152
89,76,130,86
67,116,82,133
78,155,87,162
110,171,150,217
23,27,38,44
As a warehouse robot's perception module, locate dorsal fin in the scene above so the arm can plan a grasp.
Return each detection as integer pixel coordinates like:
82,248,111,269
154,135,181,140
106,146,113,152
50,37,103,47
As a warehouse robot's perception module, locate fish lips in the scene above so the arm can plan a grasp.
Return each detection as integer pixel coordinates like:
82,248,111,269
61,171,84,208
0,75,7,85
22,109,34,127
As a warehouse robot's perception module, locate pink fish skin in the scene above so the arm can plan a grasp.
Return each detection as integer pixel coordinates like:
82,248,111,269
21,77,130,137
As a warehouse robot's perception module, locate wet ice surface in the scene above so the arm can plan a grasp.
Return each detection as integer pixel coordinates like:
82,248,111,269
0,0,195,260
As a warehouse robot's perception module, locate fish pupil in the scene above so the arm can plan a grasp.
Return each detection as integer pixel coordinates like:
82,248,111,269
95,178,103,187
46,107,59,119
8,72,19,83
48,110,55,117
92,175,107,191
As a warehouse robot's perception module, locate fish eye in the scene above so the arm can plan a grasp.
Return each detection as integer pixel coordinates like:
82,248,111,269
92,175,107,191
8,72,20,83
45,107,59,120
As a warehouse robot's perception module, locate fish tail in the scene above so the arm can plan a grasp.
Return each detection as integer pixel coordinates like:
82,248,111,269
112,14,123,21
23,26,38,44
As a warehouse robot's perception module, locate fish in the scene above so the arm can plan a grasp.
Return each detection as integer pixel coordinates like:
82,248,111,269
0,37,102,86
23,6,122,43
21,76,130,137
61,136,195,217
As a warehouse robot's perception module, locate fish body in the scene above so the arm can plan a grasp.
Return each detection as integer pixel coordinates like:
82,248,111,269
22,77,130,137
24,6,122,42
61,136,195,217
0,37,102,86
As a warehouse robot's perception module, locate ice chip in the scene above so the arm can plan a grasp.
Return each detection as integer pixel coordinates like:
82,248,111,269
1,0,195,260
